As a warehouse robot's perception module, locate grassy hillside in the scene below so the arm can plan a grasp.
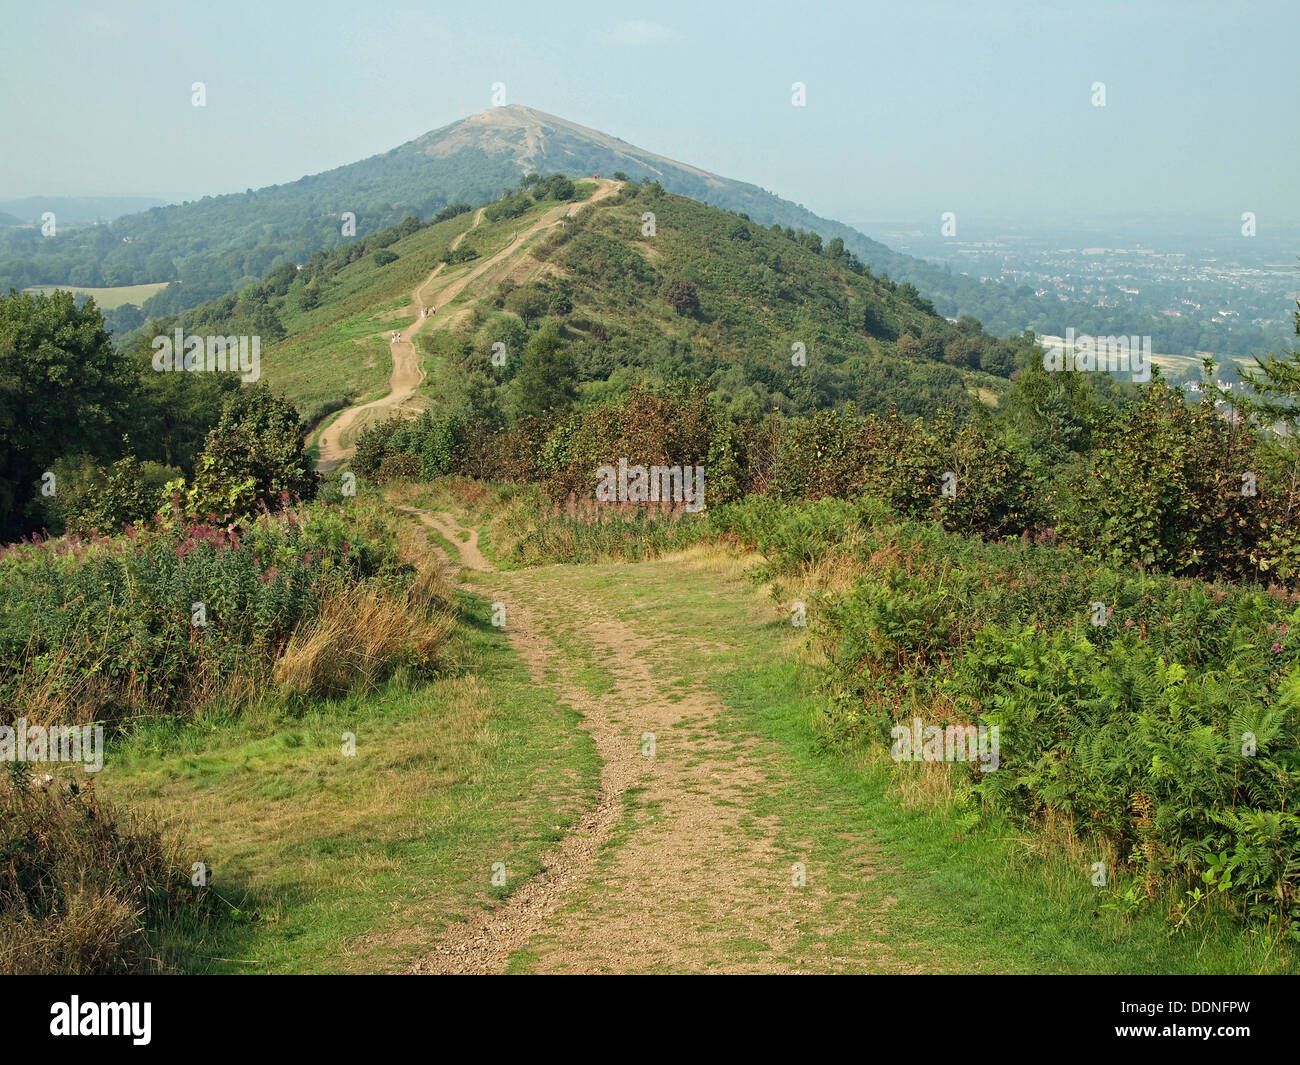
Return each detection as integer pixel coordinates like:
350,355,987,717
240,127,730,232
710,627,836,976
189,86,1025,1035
262,209,481,421
152,178,1033,430
434,182,1026,418
0,106,1271,365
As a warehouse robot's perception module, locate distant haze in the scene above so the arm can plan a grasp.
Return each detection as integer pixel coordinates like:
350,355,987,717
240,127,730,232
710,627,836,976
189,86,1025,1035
2,0,1297,230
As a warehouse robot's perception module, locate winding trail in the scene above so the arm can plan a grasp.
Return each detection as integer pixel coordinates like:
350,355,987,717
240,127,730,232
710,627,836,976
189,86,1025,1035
399,506,911,974
315,181,620,471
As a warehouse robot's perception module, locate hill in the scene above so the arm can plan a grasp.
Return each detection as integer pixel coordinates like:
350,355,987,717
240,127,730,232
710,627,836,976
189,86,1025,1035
5,105,1269,363
0,107,1171,356
126,177,1035,460
3,108,982,328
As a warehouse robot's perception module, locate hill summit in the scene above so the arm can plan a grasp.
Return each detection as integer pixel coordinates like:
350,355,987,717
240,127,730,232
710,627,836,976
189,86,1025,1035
0,105,945,330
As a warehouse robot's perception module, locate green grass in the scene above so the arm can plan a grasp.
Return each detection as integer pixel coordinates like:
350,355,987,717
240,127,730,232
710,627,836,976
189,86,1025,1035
510,551,1295,973
24,281,170,308
268,193,588,425
100,589,599,974
265,211,479,416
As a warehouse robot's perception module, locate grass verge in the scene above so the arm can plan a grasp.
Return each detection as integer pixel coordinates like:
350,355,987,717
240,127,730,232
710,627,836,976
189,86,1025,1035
99,588,599,973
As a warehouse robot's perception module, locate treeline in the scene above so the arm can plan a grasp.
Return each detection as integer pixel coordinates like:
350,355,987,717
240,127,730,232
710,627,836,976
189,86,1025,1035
355,324,1300,587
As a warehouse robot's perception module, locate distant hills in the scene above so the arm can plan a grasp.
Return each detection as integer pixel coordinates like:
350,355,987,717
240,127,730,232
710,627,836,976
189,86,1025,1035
138,178,1037,433
0,106,1283,361
0,195,166,226
2,105,959,323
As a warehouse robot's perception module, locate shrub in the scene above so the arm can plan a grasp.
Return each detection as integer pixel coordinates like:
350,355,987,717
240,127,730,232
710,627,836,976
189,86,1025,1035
0,774,203,974
1065,382,1295,581
174,384,318,526
659,276,699,317
0,500,415,723
531,174,575,202
376,451,422,483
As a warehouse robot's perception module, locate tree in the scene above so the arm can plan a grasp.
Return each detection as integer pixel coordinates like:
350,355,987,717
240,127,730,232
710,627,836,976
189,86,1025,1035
1002,356,1100,461
511,321,577,422
1239,301,1300,433
659,276,699,317
0,290,135,538
180,383,318,524
918,321,946,361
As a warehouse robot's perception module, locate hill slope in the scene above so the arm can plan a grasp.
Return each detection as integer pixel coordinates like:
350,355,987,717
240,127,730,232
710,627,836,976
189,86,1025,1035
3,106,1281,363
131,178,1033,468
0,106,1015,334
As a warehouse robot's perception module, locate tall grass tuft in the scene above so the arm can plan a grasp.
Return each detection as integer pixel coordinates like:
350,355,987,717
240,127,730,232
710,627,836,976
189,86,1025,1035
0,771,201,974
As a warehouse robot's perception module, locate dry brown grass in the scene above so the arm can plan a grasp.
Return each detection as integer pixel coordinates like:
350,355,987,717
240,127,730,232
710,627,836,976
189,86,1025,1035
891,759,961,812
0,775,190,974
15,661,122,728
274,513,455,697
273,581,453,698
13,641,242,728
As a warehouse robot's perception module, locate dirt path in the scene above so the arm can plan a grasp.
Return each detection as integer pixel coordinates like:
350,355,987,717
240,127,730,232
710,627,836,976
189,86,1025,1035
316,182,620,471
314,212,480,471
402,507,901,974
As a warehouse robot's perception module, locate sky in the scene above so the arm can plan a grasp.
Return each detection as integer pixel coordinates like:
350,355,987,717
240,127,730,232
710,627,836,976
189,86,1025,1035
3,0,1297,231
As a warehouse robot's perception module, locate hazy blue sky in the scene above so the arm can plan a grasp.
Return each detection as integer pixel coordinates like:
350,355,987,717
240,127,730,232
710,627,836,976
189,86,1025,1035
3,0,1297,229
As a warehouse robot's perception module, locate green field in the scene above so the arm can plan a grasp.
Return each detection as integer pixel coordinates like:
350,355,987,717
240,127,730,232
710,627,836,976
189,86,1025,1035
24,281,170,309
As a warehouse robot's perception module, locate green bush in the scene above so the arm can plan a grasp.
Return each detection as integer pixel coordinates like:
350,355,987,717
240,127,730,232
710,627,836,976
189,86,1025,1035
173,384,318,526
0,500,405,724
